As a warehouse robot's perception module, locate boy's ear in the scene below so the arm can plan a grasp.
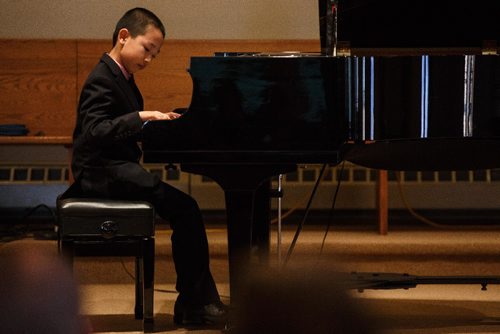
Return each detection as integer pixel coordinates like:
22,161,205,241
118,28,131,44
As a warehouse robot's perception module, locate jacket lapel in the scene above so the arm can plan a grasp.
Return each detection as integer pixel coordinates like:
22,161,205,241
100,54,142,112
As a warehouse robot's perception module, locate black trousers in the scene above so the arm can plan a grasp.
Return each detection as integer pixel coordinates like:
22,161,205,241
150,181,221,306
78,168,221,306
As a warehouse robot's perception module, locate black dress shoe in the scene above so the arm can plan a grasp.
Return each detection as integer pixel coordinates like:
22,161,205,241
174,300,228,326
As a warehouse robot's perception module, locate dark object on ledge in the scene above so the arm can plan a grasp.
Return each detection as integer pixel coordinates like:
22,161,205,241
0,124,29,136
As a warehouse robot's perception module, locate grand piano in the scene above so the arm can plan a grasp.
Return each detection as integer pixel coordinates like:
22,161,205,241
142,0,500,299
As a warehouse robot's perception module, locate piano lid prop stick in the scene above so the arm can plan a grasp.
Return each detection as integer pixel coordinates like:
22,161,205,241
324,0,338,56
331,0,338,57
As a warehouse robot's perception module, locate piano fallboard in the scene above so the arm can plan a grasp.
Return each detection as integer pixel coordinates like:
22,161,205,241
142,149,341,165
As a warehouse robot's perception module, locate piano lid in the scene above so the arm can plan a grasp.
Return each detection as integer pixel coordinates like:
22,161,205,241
320,0,500,53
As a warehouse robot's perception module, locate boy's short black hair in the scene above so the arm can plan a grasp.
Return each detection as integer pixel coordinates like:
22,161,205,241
112,7,166,46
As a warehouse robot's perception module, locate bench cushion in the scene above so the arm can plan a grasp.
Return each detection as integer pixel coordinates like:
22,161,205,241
57,198,155,238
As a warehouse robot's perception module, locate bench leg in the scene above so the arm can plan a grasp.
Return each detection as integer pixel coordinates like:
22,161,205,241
134,256,144,319
59,239,75,269
143,237,155,332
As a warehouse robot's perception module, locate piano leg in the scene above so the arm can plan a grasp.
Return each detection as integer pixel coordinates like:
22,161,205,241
224,188,257,302
181,164,295,304
252,180,271,264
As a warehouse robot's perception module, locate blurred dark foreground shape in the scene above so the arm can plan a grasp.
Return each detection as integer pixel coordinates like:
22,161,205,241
0,247,90,334
231,263,377,334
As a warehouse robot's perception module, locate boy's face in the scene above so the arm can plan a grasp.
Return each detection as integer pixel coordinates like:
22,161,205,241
118,25,164,74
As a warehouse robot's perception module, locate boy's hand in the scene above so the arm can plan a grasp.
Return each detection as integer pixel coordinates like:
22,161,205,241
139,111,182,121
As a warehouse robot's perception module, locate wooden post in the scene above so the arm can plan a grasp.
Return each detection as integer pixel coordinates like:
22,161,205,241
377,170,388,235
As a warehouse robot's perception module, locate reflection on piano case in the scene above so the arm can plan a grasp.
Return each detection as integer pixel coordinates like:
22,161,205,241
344,55,500,171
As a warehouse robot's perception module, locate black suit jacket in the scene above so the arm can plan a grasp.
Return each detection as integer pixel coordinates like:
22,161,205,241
71,53,160,198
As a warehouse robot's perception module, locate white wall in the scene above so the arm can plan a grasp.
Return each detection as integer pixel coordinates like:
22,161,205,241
0,0,320,40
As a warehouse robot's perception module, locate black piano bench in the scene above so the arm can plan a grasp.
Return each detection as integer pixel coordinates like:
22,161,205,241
56,198,156,333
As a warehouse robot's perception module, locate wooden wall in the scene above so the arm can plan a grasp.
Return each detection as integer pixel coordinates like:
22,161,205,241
0,40,77,137
0,39,319,137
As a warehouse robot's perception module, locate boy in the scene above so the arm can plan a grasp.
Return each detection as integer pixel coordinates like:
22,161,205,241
71,7,226,326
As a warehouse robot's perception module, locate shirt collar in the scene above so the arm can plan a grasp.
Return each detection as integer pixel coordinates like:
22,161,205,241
107,53,131,80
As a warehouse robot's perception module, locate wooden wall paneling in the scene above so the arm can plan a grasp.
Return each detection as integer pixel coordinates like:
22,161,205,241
0,39,319,138
76,40,109,96
0,39,78,136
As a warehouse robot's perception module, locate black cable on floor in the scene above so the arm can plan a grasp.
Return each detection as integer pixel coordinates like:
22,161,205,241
284,163,327,266
119,258,230,298
320,160,345,256
119,258,177,294
0,204,58,241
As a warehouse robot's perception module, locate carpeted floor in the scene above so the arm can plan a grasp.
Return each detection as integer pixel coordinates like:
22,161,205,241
2,223,500,333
